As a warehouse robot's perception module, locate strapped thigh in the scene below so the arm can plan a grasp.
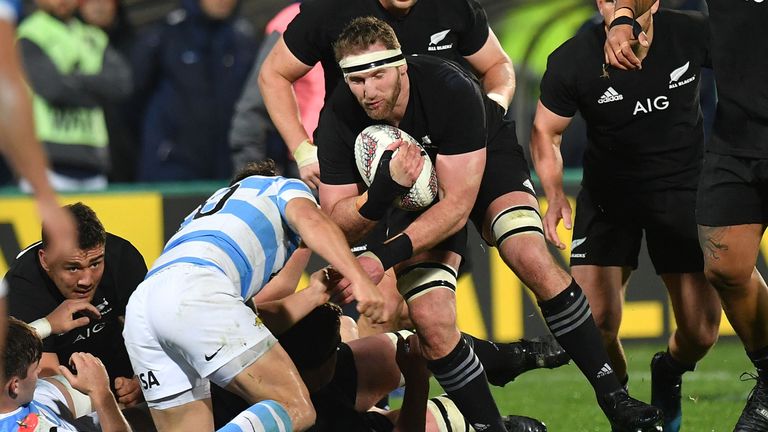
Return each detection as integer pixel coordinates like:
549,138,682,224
490,205,544,247
396,262,457,303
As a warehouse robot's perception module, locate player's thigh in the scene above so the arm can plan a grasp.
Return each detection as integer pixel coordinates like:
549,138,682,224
225,342,311,412
149,399,213,432
570,188,643,269
645,188,704,275
123,276,209,408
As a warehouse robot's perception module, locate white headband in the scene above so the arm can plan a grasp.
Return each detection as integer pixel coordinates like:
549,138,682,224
339,49,406,78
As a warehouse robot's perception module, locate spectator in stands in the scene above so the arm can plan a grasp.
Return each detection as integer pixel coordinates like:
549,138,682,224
79,0,139,183
5,202,148,407
16,0,132,191
133,0,258,182
229,1,324,178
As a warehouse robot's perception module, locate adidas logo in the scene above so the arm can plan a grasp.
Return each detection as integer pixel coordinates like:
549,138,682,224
597,363,614,379
597,87,623,104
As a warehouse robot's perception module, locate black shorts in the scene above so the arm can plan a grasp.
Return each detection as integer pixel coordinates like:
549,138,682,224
697,152,768,226
469,121,536,229
570,187,703,274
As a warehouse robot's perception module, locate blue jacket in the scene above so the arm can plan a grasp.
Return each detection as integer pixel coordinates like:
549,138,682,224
132,0,257,181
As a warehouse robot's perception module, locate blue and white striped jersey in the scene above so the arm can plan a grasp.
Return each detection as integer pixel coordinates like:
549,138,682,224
0,0,20,23
147,176,316,300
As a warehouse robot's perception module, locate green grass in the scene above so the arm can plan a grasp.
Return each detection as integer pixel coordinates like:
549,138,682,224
393,339,754,431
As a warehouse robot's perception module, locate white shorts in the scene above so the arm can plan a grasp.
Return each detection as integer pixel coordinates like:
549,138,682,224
123,264,276,408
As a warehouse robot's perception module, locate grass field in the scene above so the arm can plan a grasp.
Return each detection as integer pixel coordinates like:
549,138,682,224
393,338,754,431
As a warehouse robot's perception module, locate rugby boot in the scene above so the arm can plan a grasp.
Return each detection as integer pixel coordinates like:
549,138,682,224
734,371,768,431
650,352,683,432
487,335,570,387
598,388,663,432
502,415,547,432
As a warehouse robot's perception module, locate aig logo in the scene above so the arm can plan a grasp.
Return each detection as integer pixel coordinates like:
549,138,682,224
633,96,669,115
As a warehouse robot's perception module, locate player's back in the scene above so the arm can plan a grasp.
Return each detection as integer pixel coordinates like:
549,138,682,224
149,175,310,299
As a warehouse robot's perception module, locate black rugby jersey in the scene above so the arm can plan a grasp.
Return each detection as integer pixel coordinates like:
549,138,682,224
540,9,710,192
283,0,489,97
706,0,768,158
6,233,147,386
317,55,508,186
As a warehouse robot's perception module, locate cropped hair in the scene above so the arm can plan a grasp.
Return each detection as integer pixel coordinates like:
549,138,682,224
333,16,401,62
4,317,43,381
230,159,278,185
42,202,106,251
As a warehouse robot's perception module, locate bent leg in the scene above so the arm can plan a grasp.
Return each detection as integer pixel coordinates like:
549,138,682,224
572,265,629,381
401,250,505,432
698,223,768,352
664,272,721,364
224,343,315,431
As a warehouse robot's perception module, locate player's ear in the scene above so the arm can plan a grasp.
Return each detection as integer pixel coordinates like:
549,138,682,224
39,248,50,272
398,64,408,75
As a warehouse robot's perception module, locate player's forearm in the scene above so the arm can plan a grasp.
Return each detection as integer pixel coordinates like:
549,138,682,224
481,61,516,107
259,67,309,153
0,47,55,201
615,0,655,17
530,125,566,201
90,390,131,432
257,282,329,336
403,196,473,255
298,207,373,286
328,195,378,244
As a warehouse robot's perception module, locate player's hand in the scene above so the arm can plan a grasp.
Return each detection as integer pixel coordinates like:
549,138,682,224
38,201,77,263
395,333,428,380
387,140,424,188
47,299,101,335
299,162,322,190
59,353,111,399
604,17,649,70
543,194,572,250
354,279,387,324
114,376,143,406
306,268,335,303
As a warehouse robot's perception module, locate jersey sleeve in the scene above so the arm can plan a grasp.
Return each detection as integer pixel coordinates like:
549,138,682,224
539,48,579,118
282,0,328,67
430,68,487,155
455,0,491,56
275,178,317,215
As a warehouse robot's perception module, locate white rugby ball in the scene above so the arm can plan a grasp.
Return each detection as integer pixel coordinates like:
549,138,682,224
354,124,438,211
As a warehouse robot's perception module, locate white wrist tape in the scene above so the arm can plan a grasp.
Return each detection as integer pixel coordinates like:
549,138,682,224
293,139,318,169
487,92,508,114
30,317,52,339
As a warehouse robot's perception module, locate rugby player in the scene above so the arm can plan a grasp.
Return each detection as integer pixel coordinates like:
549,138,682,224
122,160,386,432
605,1,768,430
530,2,719,430
259,0,514,189
317,16,662,432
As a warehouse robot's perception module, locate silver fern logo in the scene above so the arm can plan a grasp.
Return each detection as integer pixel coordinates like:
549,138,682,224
428,30,453,51
669,61,695,89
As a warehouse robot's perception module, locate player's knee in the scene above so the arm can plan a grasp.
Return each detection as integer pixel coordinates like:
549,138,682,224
676,321,719,353
489,205,544,248
703,261,753,292
290,398,316,431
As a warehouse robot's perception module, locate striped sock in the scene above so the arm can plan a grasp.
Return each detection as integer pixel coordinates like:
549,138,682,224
539,279,622,396
428,336,506,432
216,400,293,432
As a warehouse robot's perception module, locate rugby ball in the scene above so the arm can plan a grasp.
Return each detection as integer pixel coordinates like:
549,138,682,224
354,124,438,211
